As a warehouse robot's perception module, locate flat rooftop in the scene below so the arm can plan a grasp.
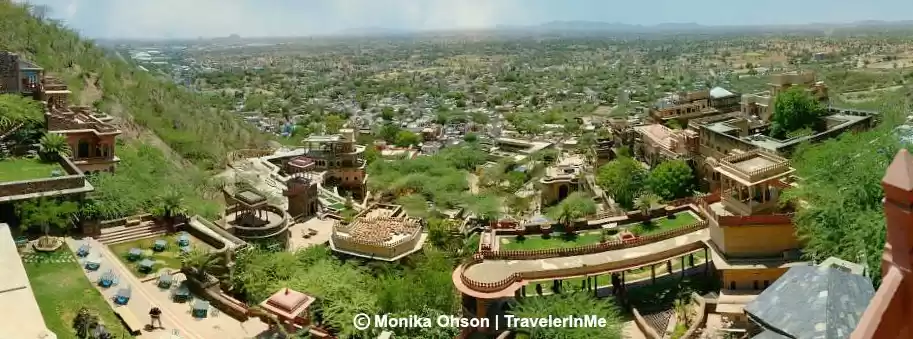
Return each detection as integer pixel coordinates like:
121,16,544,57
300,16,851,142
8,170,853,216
731,156,778,173
745,114,871,151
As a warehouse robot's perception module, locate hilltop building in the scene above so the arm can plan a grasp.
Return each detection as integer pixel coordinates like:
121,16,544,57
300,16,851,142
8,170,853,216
0,52,120,204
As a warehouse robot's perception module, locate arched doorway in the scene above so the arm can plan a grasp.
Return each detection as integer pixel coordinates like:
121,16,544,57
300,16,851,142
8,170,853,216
77,140,90,158
558,184,569,201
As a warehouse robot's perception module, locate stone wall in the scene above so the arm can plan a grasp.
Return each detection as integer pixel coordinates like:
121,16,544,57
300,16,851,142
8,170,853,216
0,176,85,197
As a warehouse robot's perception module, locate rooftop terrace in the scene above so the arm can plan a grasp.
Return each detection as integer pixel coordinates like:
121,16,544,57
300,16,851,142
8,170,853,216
0,158,63,183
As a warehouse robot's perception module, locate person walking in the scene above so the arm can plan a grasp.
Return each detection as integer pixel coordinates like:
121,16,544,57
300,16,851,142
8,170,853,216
149,306,163,329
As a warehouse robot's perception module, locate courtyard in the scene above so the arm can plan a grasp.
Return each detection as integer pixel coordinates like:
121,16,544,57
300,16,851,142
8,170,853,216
0,157,63,182
21,249,132,339
108,232,213,278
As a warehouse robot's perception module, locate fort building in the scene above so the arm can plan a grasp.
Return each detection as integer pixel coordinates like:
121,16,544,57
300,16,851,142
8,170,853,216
539,154,587,206
649,87,741,125
298,129,367,200
328,203,425,261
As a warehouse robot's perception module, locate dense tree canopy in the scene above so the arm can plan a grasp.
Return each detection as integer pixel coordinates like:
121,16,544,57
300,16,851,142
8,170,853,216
510,292,623,339
596,157,647,209
770,87,828,139
782,98,908,285
646,160,695,200
548,191,597,226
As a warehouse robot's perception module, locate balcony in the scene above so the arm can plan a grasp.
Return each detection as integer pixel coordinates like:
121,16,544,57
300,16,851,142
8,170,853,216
722,192,778,216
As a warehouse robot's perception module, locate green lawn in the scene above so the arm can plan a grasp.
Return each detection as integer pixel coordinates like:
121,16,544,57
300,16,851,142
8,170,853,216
499,211,699,251
108,233,212,277
23,249,133,339
499,230,606,251
0,157,63,182
630,211,699,236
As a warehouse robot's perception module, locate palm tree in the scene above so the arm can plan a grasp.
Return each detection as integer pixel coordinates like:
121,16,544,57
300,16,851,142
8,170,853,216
38,133,71,162
634,192,662,216
153,190,186,227
180,248,226,283
17,198,78,247
547,192,597,233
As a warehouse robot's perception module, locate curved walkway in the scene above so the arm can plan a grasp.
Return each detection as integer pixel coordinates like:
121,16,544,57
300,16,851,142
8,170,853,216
454,229,710,298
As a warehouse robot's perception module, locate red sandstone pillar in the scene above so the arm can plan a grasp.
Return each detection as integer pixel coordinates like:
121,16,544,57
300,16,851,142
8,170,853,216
853,149,913,339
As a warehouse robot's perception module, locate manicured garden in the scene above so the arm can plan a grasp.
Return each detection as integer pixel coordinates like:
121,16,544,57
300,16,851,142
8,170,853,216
0,157,62,182
22,249,133,339
499,230,606,251
630,211,699,236
498,211,700,251
108,232,213,277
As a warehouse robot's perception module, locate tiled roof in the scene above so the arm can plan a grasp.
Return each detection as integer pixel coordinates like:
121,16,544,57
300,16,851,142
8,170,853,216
745,265,875,339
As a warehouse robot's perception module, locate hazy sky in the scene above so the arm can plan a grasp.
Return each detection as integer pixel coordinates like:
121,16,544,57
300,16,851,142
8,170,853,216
18,0,913,39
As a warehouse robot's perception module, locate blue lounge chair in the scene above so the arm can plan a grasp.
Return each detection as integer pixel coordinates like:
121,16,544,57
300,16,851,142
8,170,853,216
127,248,143,261
138,259,155,274
84,256,101,271
114,287,131,305
192,300,210,318
76,244,90,257
153,239,167,252
178,233,190,247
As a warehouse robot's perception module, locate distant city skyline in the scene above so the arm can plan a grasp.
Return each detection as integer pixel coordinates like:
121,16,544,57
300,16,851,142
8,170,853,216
17,0,913,39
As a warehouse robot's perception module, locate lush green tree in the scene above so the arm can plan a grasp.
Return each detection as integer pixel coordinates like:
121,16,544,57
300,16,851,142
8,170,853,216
634,192,662,216
646,160,695,200
781,127,898,285
38,132,71,161
770,87,827,139
597,157,647,209
380,107,395,121
468,193,501,222
510,292,623,339
232,247,380,338
470,111,490,125
323,114,345,134
547,192,597,228
0,93,44,130
16,197,78,246
394,130,421,147
463,132,478,143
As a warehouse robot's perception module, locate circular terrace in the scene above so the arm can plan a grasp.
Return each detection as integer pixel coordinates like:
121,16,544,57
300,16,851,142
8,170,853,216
222,190,290,241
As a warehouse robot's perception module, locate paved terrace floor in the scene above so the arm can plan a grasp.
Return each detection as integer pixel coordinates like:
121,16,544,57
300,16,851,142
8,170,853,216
462,229,710,284
67,237,268,339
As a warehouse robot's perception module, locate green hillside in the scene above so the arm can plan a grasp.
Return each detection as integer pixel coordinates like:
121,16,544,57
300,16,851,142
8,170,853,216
0,1,272,218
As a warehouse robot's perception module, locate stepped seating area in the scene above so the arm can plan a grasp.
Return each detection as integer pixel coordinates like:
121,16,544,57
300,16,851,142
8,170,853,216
97,217,167,244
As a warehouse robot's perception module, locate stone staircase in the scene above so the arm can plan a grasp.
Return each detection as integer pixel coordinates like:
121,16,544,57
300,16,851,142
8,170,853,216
97,217,167,244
